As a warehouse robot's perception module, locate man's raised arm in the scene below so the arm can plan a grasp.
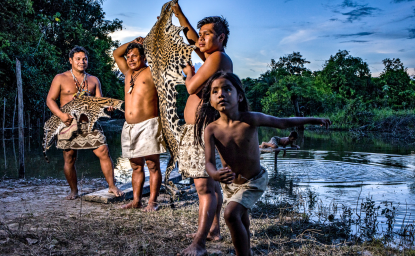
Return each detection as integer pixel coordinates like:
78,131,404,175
172,1,206,61
113,38,143,75
183,52,223,94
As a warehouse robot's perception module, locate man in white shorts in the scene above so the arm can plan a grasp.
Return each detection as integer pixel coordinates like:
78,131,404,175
113,38,166,211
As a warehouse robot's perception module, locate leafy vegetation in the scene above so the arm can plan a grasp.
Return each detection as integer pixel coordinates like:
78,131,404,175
243,51,415,130
0,0,124,127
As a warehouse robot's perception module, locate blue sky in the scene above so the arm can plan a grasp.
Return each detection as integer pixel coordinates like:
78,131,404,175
103,0,415,78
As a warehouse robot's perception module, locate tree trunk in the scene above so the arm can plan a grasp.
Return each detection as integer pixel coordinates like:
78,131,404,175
291,94,304,130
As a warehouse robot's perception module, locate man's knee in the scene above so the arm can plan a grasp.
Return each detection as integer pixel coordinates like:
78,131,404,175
195,179,215,195
130,158,145,172
63,150,76,164
94,145,109,159
145,160,159,173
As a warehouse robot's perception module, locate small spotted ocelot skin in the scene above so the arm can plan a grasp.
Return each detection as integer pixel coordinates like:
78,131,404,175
143,0,195,197
42,96,124,162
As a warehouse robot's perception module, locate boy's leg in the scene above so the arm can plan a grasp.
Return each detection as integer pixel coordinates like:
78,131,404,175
93,145,123,196
121,157,145,209
210,181,223,240
224,202,251,256
261,142,275,148
62,149,78,200
181,177,217,256
143,154,162,212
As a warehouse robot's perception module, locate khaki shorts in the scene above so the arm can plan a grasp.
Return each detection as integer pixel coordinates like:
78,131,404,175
121,117,166,159
178,124,210,178
221,167,268,209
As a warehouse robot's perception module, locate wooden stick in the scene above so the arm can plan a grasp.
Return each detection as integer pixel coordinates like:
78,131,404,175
12,90,17,134
16,58,25,179
2,98,6,133
43,102,45,125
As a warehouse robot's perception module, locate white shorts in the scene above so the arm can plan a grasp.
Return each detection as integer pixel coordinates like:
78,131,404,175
121,117,167,159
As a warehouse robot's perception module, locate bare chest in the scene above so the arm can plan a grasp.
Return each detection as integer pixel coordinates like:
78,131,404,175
61,77,97,96
125,77,156,98
215,125,257,149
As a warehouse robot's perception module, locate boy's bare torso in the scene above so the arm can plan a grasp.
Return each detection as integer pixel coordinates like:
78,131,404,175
184,52,233,124
209,113,262,184
124,68,158,124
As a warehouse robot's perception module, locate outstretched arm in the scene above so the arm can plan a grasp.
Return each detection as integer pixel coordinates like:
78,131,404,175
251,112,331,129
172,1,205,61
204,125,235,184
113,38,143,75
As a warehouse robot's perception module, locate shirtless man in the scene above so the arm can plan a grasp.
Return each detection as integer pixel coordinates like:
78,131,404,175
113,39,166,211
172,2,233,255
46,46,123,200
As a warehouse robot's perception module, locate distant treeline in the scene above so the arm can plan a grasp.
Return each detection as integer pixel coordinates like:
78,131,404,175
240,51,415,129
0,0,124,127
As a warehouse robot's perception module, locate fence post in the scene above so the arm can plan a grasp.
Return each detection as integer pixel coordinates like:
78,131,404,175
12,91,17,133
16,59,25,179
2,98,6,134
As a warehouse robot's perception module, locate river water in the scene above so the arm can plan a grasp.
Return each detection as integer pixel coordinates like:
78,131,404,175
1,124,414,236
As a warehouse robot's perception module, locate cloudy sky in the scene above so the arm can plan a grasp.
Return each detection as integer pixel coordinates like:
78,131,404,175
102,0,415,78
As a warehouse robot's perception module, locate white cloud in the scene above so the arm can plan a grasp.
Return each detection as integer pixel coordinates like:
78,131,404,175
109,26,149,44
280,30,318,45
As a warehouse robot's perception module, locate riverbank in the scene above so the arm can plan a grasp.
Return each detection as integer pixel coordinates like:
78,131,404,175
1,178,413,255
321,108,415,137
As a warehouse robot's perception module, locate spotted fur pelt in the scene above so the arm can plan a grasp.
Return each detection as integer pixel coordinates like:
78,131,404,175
143,0,195,197
42,96,124,162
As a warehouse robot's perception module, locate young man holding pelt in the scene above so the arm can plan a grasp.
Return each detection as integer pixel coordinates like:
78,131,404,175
172,2,233,255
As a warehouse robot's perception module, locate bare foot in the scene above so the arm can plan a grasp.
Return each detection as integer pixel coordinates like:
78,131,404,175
143,202,160,212
65,190,78,200
186,232,222,242
120,201,142,209
179,243,207,256
108,185,124,197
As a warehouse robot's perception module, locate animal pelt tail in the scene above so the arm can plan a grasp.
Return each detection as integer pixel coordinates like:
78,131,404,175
43,151,50,163
164,157,178,207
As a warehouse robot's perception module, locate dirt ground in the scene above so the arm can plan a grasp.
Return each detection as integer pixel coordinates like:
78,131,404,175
0,178,412,255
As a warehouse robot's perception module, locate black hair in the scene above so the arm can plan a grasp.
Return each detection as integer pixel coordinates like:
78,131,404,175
194,71,249,146
69,46,88,59
289,131,298,139
125,43,145,59
197,16,230,47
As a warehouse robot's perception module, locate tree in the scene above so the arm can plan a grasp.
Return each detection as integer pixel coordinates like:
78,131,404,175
268,52,311,118
379,58,414,108
320,50,374,103
0,0,124,127
242,77,268,112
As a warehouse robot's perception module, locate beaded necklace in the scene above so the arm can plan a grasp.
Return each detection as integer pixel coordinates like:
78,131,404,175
128,66,148,94
71,69,90,98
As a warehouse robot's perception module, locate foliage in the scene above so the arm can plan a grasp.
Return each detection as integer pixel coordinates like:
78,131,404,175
242,50,414,129
0,0,123,127
379,58,414,108
319,50,376,103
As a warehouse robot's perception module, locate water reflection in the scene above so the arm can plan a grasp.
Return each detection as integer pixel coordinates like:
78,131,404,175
1,124,415,235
